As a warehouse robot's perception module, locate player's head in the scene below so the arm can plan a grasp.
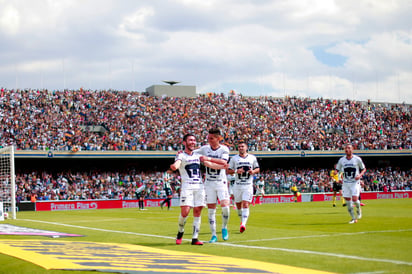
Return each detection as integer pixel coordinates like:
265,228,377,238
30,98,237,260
237,140,248,156
183,134,196,151
344,143,353,157
207,128,222,147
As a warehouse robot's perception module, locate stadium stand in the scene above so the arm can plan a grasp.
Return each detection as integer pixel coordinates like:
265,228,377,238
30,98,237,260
0,88,410,151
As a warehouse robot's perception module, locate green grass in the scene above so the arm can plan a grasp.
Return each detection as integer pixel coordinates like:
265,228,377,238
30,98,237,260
1,198,412,274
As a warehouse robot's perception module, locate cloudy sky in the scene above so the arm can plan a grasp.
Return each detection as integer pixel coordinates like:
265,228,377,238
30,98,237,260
1,0,411,103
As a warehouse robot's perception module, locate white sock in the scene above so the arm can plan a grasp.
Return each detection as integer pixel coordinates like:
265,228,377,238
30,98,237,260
237,209,242,218
178,214,187,233
221,206,230,229
346,201,355,219
241,208,249,226
208,208,217,236
192,217,201,239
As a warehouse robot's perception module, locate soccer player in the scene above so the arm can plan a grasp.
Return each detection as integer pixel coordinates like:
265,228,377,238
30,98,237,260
290,184,299,202
160,173,173,210
194,128,231,243
330,165,346,207
228,140,260,233
170,133,227,245
227,173,237,209
135,184,147,210
336,144,366,224
255,176,265,204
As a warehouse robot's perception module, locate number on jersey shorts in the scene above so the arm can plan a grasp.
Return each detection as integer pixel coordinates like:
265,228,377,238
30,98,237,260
179,188,205,207
205,184,230,204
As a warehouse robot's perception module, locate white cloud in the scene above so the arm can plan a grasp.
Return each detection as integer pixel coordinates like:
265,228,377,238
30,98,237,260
0,0,411,103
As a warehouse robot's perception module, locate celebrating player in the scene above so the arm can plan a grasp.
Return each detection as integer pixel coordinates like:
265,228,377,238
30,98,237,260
194,128,231,242
170,133,227,245
228,140,260,233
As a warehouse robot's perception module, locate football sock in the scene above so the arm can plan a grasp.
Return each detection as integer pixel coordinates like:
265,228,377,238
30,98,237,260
221,206,230,229
241,208,250,226
347,200,355,219
208,208,217,236
178,214,187,233
355,200,361,211
192,217,201,239
237,209,242,218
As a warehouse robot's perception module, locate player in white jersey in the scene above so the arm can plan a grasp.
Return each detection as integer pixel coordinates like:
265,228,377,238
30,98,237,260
255,176,265,205
228,140,260,233
194,128,230,243
170,134,228,245
336,144,366,224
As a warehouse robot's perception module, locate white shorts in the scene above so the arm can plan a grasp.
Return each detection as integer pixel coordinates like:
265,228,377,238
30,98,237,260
342,182,360,198
255,188,265,195
205,182,230,204
233,187,254,203
180,188,205,207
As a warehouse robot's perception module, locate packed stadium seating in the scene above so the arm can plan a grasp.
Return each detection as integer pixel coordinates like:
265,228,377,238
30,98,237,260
1,88,411,151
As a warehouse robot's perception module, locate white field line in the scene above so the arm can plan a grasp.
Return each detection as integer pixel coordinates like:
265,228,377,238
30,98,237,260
231,229,412,243
18,219,412,266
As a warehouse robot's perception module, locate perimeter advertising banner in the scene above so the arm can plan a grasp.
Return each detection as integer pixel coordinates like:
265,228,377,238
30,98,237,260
35,191,411,211
311,191,411,202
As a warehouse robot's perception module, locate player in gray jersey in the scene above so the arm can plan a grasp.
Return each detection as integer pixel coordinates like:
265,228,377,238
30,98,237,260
194,128,230,243
228,140,260,233
170,133,227,245
336,144,366,224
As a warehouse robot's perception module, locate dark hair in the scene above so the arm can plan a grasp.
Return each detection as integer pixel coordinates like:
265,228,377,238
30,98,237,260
183,133,195,142
237,140,247,145
208,128,221,136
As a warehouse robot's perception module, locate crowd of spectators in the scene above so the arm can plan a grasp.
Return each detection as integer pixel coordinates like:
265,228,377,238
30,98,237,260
14,167,411,202
1,88,411,151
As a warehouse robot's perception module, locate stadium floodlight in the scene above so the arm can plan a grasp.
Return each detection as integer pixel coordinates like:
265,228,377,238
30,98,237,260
162,80,180,86
0,146,16,220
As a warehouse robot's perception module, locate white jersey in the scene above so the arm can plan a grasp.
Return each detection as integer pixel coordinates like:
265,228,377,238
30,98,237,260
256,179,265,189
336,155,365,184
229,154,259,189
195,144,229,185
175,151,203,190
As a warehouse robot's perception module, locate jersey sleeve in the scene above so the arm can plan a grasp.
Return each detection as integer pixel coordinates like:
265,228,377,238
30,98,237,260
253,156,259,169
193,146,205,156
221,146,230,162
228,156,236,170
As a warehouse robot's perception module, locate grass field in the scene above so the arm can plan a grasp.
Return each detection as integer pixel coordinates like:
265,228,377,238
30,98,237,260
1,198,412,274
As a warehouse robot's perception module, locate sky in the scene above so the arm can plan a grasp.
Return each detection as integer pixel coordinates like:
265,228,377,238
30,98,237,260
1,0,411,104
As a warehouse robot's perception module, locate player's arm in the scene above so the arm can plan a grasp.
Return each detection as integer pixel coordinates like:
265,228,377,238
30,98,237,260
169,159,182,172
226,158,235,175
248,167,260,176
355,167,366,180
202,159,228,170
227,168,235,175
199,156,227,165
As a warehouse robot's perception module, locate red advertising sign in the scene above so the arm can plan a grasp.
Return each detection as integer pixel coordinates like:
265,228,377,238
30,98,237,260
34,191,411,211
35,199,163,211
